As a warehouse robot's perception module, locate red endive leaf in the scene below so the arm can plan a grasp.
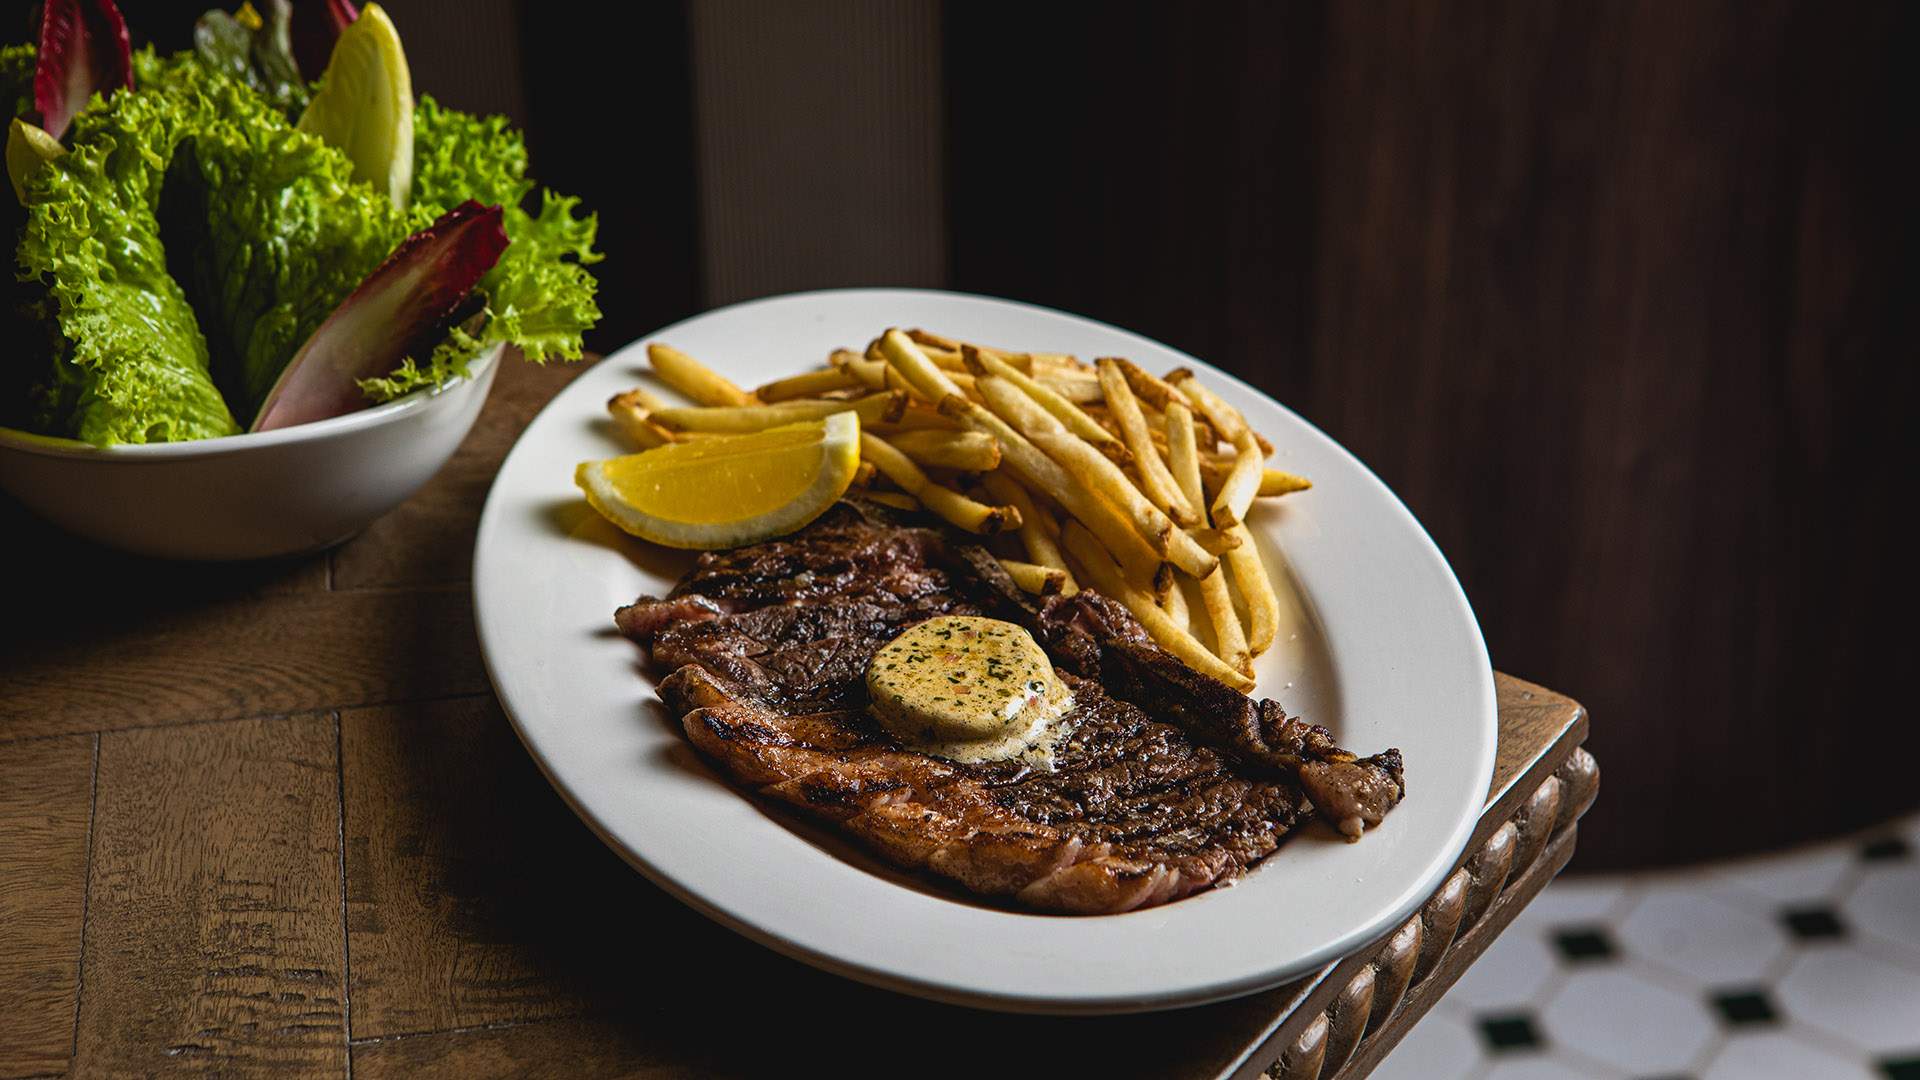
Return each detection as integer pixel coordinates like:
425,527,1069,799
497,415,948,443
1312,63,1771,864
326,0,360,34
34,0,133,139
251,201,509,433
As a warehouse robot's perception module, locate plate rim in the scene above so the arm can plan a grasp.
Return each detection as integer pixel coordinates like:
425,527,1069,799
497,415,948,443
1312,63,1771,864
473,286,1496,1014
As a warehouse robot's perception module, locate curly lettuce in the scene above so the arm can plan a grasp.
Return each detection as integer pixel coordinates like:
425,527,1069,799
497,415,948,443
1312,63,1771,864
15,54,241,442
381,94,601,400
7,45,601,441
15,51,402,440
1,43,35,118
158,68,401,417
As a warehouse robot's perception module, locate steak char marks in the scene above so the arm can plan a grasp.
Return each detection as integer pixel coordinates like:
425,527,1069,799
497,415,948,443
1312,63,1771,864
618,501,1405,914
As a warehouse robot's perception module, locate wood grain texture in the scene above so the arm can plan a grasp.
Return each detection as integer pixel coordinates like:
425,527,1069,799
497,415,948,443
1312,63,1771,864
330,356,586,590
1487,673,1588,803
352,1017,715,1080
71,715,346,1078
0,588,482,742
944,0,1914,868
339,695,616,1037
0,735,93,1079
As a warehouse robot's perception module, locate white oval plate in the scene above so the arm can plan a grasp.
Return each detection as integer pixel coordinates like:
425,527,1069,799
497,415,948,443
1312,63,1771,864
473,288,1495,1014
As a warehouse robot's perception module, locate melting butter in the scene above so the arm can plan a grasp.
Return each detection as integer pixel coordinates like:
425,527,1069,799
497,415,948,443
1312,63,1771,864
866,615,1075,766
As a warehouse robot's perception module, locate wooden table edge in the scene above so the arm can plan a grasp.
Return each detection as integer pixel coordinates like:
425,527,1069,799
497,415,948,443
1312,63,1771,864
1237,676,1595,1079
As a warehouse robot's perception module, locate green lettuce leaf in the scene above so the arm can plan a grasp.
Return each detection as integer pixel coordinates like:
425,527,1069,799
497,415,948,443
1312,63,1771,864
1,43,36,119
191,0,311,119
16,50,404,440
384,94,600,400
14,53,242,443
8,48,601,438
158,73,402,418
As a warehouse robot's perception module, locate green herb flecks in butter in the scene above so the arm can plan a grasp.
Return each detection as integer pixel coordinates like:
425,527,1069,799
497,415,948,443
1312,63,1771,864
865,616,1075,767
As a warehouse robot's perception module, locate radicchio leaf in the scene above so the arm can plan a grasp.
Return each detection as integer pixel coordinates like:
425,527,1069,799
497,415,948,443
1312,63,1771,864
33,0,133,139
250,200,508,433
326,0,360,34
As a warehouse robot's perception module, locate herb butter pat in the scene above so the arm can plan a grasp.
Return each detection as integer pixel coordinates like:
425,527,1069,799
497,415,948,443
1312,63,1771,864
866,616,1076,767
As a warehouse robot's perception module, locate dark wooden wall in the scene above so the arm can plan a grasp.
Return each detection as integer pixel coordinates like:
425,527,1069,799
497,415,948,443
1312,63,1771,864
944,0,1919,870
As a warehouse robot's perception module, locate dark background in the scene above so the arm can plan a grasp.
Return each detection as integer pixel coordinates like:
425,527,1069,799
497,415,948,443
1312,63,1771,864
136,0,1918,871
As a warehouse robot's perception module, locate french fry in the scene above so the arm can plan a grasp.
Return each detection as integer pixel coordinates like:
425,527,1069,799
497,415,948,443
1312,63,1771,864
908,342,970,372
869,407,963,433
979,471,1057,538
1060,522,1255,693
844,350,924,396
1029,352,1088,371
1106,357,1185,412
624,386,672,413
1225,526,1279,656
1210,430,1263,530
859,433,1018,535
862,490,920,512
871,342,982,399
907,329,1035,373
1164,402,1204,512
606,391,674,448
1260,469,1312,496
647,343,750,406
974,376,1165,548
975,375,1218,580
953,403,1168,589
963,346,1129,464
905,328,966,353
1168,401,1253,676
883,429,1002,472
1097,359,1197,525
830,348,882,385
1189,527,1243,554
1167,368,1274,457
878,328,967,405
980,472,1076,594
1138,400,1219,451
651,392,905,433
755,368,861,402
1035,368,1102,404
1161,574,1190,627
999,559,1066,596
851,460,877,486
1199,459,1313,497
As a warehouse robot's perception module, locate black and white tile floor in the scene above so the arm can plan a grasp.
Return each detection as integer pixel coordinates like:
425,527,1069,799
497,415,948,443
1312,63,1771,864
1374,813,1920,1079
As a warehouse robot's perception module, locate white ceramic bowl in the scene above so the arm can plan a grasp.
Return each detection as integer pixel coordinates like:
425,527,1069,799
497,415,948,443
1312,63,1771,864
0,342,503,560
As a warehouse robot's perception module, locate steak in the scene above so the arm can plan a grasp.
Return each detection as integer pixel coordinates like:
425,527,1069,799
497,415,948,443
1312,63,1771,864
617,500,1405,914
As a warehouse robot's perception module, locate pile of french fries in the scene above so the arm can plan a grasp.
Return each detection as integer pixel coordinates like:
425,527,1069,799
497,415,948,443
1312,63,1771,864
608,328,1312,694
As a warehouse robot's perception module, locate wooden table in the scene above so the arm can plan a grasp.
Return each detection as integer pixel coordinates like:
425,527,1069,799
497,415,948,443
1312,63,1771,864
0,358,1595,1079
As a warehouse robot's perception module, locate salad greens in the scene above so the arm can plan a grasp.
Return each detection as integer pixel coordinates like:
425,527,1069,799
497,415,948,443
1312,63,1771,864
254,200,507,432
191,0,309,118
4,0,601,446
32,0,131,138
158,50,406,422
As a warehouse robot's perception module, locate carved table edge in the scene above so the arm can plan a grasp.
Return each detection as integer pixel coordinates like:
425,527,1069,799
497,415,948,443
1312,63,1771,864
1263,745,1600,1080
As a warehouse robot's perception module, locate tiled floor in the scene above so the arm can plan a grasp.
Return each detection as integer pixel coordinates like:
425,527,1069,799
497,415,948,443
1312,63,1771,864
1374,814,1920,1080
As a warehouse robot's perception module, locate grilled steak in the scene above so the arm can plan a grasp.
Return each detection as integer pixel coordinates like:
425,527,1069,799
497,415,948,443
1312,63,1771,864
618,500,1405,914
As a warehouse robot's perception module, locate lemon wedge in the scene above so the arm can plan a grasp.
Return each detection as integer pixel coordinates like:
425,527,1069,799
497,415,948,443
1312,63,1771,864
575,411,862,549
297,2,414,208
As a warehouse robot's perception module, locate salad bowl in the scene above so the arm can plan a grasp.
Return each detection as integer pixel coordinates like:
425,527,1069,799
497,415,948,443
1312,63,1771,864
0,341,502,561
